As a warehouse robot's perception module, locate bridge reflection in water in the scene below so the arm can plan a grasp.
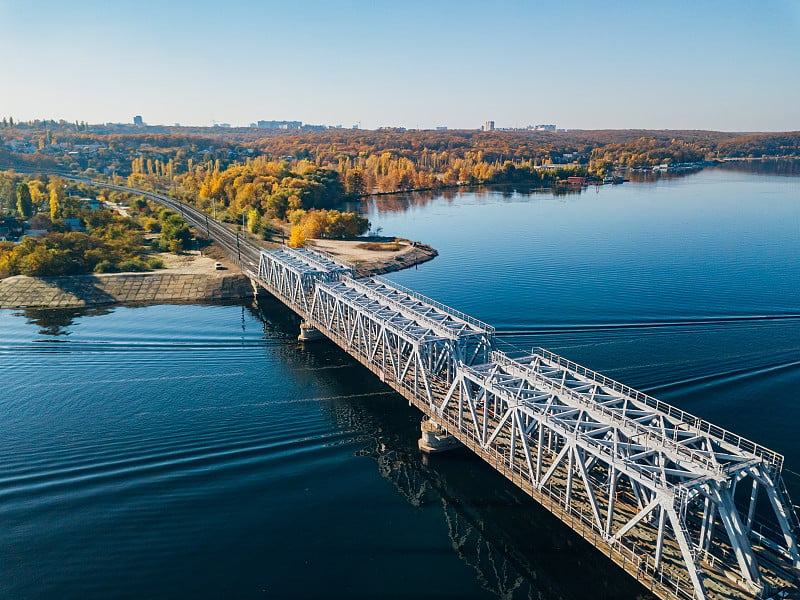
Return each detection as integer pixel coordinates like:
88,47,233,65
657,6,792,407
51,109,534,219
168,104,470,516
250,246,799,600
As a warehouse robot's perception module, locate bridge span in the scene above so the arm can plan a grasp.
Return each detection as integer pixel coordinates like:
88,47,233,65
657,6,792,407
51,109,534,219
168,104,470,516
253,246,799,600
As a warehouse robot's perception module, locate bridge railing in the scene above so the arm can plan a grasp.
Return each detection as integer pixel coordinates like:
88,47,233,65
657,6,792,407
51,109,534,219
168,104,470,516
530,347,784,473
371,276,495,335
489,351,724,480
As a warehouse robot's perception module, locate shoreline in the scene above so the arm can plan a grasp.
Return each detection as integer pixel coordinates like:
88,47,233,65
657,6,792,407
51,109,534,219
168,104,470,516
0,240,438,310
0,271,255,310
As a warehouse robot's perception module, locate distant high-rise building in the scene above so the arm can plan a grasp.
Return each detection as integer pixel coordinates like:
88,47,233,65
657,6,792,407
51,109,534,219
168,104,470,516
133,115,144,126
257,120,301,130
482,120,495,132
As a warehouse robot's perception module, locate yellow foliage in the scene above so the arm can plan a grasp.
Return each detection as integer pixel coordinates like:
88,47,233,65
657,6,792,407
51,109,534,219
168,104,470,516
302,210,327,238
288,225,306,248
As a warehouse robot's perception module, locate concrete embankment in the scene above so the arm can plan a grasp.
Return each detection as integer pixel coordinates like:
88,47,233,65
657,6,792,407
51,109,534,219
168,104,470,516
0,272,253,309
0,239,439,310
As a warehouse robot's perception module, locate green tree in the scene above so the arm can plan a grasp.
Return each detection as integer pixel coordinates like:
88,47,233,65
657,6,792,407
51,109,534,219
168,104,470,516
159,212,192,253
344,169,365,196
16,183,33,219
0,173,17,213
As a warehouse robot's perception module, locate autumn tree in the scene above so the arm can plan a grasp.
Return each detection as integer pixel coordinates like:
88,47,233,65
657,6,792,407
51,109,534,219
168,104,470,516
246,208,261,234
16,183,33,218
48,178,65,221
288,225,306,247
28,180,45,207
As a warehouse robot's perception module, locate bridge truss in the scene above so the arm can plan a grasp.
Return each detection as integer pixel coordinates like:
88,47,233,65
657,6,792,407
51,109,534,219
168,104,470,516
252,247,799,600
257,246,353,315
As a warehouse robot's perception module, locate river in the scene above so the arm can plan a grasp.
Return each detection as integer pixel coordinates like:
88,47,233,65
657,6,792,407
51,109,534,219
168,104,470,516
1,163,798,599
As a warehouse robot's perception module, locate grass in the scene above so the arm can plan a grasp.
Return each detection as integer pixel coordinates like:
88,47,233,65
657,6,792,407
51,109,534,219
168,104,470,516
356,241,402,252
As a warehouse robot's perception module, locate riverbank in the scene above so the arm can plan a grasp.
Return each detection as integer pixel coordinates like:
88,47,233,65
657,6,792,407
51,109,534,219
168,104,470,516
0,238,438,309
308,238,438,277
0,253,253,309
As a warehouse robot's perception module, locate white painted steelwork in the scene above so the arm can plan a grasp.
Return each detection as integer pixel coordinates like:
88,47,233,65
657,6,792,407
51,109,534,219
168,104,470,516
435,350,799,600
308,276,493,405
257,247,353,315
251,246,799,600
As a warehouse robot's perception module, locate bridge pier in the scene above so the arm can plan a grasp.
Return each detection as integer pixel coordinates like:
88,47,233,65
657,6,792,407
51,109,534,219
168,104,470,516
418,418,461,454
298,321,325,342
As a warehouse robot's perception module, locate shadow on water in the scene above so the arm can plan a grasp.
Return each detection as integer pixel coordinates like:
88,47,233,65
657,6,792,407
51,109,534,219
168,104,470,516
21,306,112,336
244,296,652,600
9,295,660,599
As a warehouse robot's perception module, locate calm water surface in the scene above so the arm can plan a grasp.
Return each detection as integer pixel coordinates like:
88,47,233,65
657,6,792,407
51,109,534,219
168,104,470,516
1,165,798,599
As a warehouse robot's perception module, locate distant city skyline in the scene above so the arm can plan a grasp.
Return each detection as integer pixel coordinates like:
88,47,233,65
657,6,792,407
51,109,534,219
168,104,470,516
1,0,799,132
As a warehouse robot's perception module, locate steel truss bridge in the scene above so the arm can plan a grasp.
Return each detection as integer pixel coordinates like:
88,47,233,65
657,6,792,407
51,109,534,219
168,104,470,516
52,180,800,600
253,246,800,600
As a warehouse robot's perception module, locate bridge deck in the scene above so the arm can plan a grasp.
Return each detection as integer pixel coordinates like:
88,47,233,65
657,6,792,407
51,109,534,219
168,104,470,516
250,245,799,600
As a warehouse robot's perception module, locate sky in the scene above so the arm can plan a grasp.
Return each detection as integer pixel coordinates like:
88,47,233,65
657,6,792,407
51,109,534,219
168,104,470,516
1,0,799,131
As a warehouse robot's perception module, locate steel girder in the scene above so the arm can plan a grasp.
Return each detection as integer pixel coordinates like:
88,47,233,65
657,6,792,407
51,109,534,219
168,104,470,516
336,277,494,366
308,278,493,405
257,248,354,316
430,350,799,600
528,347,785,475
526,348,800,571
250,246,799,600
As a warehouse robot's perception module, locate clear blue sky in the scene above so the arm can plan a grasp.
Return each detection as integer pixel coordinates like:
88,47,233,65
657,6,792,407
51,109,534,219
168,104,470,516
1,0,799,131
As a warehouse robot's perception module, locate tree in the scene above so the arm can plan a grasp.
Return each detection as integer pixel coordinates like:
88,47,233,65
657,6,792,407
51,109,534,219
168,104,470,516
48,178,64,221
16,183,33,219
344,169,365,196
288,225,306,248
246,208,261,234
29,180,45,207
159,212,192,252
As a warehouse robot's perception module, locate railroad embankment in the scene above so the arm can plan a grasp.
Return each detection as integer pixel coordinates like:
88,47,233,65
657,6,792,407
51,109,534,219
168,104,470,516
0,239,438,309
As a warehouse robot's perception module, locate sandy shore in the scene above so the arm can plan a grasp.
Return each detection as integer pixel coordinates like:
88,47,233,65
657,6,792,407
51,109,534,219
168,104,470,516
307,238,438,277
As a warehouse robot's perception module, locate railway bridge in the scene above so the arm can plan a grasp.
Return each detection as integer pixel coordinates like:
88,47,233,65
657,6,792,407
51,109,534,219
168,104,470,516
78,181,800,600
252,245,799,600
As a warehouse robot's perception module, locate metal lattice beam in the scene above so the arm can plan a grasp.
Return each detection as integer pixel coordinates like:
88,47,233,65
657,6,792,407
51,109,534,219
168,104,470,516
250,245,800,600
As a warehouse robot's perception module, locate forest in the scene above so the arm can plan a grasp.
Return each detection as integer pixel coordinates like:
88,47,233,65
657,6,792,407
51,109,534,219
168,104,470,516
0,173,190,277
1,122,798,247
